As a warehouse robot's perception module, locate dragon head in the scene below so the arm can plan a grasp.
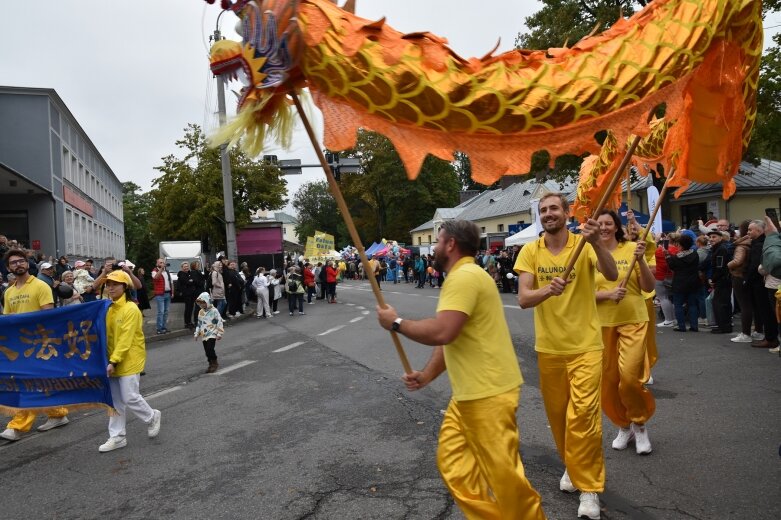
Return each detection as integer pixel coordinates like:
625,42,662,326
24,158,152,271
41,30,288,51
209,0,304,113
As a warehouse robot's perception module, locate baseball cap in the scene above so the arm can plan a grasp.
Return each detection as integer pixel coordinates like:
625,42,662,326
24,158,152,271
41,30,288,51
40,262,53,269
105,270,131,286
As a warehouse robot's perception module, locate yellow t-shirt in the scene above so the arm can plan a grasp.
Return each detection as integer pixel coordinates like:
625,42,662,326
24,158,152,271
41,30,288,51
436,256,522,401
2,276,54,314
514,232,603,355
106,295,147,376
595,241,653,326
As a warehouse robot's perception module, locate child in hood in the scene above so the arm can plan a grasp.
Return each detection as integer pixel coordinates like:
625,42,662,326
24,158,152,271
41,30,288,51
194,292,224,373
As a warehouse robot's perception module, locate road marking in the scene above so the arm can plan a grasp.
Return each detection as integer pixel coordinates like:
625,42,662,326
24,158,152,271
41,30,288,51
318,325,346,336
346,303,356,306
273,341,305,353
211,360,256,375
145,386,183,400
427,296,438,299
350,317,364,323
356,306,366,310
503,304,521,309
362,311,370,315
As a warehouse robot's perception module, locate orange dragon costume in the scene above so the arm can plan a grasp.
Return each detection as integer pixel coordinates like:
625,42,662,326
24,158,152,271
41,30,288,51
204,1,761,518
207,0,761,196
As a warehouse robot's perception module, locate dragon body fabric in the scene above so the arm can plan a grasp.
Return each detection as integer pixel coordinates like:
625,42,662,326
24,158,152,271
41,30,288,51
208,0,762,210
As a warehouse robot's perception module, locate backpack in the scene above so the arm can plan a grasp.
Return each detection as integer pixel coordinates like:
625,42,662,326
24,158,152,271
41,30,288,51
206,272,214,291
288,278,298,292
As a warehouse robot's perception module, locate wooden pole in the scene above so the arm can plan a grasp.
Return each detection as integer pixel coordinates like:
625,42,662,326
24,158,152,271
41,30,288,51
291,91,412,374
619,170,675,288
626,167,632,210
561,134,645,280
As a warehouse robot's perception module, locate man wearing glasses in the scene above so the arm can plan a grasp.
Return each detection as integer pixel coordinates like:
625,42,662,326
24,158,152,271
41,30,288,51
1,249,70,441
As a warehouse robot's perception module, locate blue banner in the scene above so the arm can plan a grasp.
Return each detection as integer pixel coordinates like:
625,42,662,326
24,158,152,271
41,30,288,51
0,300,114,412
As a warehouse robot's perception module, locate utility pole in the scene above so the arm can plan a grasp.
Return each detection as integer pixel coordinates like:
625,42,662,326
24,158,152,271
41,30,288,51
212,26,238,261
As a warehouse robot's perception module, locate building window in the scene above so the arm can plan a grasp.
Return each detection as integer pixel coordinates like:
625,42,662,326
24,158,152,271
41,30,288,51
481,227,486,232
428,234,432,244
418,236,422,245
498,224,504,232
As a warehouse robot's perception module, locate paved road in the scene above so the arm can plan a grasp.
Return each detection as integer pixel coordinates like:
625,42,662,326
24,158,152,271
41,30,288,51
1,279,779,519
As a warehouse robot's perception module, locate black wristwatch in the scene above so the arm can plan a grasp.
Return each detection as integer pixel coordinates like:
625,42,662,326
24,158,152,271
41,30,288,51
391,318,403,332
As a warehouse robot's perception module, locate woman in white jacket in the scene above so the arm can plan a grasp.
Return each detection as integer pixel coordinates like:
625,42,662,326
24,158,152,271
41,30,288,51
252,267,272,318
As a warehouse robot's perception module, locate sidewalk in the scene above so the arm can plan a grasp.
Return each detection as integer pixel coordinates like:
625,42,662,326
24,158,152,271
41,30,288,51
143,300,253,343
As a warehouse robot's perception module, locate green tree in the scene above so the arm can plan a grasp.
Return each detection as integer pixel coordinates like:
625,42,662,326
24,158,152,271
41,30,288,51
292,180,346,246
515,0,647,50
122,181,157,270
337,130,460,243
149,124,287,253
748,33,781,162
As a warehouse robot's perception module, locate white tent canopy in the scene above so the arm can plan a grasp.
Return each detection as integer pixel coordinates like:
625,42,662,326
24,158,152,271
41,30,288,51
504,224,541,246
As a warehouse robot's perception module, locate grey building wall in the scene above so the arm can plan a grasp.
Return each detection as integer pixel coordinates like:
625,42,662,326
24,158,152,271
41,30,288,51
0,87,125,260
0,94,52,191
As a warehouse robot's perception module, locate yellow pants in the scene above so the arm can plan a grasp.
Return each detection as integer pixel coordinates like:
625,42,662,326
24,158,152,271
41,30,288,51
437,388,546,520
537,350,604,493
645,297,658,369
7,408,69,432
602,323,656,428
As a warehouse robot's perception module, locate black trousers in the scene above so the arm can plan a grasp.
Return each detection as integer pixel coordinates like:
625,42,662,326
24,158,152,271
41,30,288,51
751,282,777,342
183,293,196,327
202,338,217,362
712,279,733,330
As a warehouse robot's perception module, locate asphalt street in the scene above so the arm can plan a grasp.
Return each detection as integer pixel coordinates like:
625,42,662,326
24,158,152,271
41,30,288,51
1,279,779,520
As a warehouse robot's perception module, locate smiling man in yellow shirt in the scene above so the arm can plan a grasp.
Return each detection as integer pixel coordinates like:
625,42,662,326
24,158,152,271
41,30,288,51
377,220,545,520
515,193,618,520
1,249,70,442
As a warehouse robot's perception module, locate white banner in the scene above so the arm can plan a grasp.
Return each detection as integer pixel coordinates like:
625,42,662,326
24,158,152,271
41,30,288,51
646,186,662,236
531,198,542,233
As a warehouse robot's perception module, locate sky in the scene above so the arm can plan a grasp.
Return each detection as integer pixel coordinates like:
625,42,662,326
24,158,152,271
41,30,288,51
2,1,779,216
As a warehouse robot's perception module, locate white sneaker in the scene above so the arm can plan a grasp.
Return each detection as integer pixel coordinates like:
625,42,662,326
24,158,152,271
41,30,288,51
631,423,652,454
646,374,654,385
273,311,280,314
731,333,753,343
147,409,162,438
769,346,780,353
578,492,601,519
611,427,634,450
0,428,22,441
698,318,709,327
751,331,765,341
99,436,127,452
37,416,69,432
656,320,674,327
559,469,577,493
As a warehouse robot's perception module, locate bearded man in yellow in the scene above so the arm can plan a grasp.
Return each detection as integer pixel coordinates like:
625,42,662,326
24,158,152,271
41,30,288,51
515,193,618,520
377,220,545,520
1,248,69,441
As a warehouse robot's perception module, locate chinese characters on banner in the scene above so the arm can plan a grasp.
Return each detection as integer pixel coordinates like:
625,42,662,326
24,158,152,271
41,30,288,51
0,300,114,413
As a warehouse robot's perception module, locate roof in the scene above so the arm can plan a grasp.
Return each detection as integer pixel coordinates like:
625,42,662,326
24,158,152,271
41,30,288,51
456,179,565,221
675,159,781,199
434,208,463,220
273,211,298,224
410,219,434,233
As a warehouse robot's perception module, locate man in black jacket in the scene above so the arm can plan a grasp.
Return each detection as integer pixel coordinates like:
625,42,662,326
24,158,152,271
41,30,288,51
707,230,732,333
